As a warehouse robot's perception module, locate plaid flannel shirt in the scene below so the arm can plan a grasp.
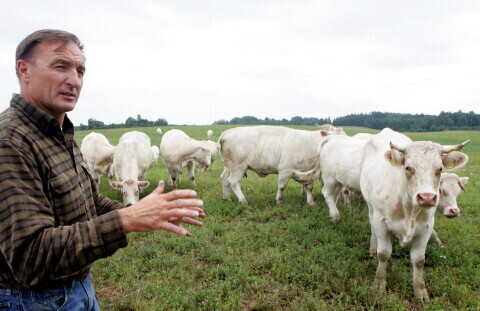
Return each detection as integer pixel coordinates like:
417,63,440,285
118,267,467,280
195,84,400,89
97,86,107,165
0,94,128,289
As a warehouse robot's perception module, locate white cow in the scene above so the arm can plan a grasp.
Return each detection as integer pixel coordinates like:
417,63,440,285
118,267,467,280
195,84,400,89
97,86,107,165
160,129,211,188
201,140,220,170
109,131,153,206
219,126,331,205
431,173,469,247
320,129,409,222
207,129,213,139
151,145,160,164
80,132,116,186
360,130,469,300
157,128,163,135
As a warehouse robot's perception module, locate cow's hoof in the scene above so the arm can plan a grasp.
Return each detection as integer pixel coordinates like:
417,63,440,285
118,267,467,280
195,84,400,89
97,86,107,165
372,280,386,295
329,214,340,224
222,197,232,202
414,288,429,302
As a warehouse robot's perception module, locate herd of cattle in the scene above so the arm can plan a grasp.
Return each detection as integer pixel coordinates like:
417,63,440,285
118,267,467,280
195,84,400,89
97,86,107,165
80,125,470,301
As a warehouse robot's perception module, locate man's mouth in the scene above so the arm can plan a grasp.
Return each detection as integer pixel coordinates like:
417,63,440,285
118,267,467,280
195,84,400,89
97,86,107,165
59,91,76,98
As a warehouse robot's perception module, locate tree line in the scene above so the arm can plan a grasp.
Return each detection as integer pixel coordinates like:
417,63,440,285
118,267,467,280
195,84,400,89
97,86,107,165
332,110,480,132
213,115,332,126
77,114,168,130
213,111,480,132
77,110,480,132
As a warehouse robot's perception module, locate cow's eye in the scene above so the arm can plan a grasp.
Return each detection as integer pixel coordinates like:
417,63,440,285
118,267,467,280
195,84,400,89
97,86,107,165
405,166,415,175
439,188,447,196
436,167,443,176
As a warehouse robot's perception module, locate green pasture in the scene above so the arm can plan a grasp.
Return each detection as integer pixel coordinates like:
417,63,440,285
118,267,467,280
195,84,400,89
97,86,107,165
74,126,479,310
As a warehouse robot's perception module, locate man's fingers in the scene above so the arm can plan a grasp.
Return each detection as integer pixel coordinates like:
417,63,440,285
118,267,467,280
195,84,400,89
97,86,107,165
164,208,202,220
161,222,192,237
164,199,204,210
152,180,165,195
179,217,203,227
162,189,197,201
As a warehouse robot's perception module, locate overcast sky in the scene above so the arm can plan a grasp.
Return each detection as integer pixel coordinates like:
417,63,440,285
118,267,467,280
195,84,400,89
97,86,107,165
1,0,479,125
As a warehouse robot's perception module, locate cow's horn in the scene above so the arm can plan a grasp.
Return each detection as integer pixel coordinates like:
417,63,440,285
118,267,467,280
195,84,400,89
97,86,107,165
390,141,406,153
458,181,467,192
441,140,470,153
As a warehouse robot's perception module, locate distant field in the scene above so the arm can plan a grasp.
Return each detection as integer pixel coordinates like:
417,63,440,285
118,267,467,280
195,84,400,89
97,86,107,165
75,126,479,311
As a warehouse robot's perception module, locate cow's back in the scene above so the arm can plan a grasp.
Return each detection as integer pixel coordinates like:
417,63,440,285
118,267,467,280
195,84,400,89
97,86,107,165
115,131,153,178
220,126,323,174
160,129,202,163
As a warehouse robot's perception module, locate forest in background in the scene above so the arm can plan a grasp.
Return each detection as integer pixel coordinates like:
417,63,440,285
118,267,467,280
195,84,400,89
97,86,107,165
78,110,480,132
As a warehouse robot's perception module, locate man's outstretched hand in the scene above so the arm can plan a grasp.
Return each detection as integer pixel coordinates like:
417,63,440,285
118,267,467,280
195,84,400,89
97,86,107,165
118,180,206,236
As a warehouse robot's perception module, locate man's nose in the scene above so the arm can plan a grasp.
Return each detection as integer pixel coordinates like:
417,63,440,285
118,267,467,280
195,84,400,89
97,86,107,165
65,70,82,89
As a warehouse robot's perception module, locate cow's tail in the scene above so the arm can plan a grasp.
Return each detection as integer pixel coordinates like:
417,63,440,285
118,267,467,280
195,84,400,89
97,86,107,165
293,166,322,184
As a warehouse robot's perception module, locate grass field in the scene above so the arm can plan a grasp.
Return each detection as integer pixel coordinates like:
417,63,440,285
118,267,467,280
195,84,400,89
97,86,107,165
75,126,479,311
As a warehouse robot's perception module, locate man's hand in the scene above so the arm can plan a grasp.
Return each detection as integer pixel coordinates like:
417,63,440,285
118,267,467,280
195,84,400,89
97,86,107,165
118,180,206,236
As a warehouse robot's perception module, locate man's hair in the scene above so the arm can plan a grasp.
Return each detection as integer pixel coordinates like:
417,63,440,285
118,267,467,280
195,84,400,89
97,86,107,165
15,29,84,78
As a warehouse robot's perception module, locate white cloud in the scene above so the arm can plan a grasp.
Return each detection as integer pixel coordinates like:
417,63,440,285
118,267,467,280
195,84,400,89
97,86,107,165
1,0,479,125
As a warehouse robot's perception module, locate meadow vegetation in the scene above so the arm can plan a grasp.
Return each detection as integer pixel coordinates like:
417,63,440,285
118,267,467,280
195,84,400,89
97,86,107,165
74,126,479,311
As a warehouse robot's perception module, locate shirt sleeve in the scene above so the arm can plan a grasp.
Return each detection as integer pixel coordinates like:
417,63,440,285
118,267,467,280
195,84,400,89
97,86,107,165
0,139,128,288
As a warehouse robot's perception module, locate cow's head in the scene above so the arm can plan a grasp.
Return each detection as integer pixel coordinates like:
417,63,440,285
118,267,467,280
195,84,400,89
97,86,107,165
194,145,212,172
437,173,468,218
110,178,150,206
385,140,469,208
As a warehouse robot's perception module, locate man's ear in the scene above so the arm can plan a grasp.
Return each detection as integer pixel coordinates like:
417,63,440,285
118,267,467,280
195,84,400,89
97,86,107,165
17,60,30,82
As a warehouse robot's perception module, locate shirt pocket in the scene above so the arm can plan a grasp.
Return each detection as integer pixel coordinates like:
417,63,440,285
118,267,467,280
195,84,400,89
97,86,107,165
49,169,86,226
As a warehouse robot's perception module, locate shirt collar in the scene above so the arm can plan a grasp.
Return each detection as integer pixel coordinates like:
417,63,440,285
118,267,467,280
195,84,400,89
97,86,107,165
10,93,74,135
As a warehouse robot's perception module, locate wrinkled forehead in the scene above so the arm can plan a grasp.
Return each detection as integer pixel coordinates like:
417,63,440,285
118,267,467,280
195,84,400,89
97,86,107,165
440,174,460,189
32,40,85,63
404,142,442,165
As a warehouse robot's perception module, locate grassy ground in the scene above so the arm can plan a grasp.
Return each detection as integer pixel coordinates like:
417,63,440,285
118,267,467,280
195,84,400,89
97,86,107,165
75,126,479,310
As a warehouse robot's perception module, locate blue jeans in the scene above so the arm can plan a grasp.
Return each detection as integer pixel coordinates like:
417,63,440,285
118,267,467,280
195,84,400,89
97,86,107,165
0,273,100,311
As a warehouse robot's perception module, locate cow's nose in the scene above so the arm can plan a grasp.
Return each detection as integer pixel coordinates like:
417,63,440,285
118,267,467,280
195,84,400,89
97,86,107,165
417,193,437,206
447,207,460,218
125,203,133,207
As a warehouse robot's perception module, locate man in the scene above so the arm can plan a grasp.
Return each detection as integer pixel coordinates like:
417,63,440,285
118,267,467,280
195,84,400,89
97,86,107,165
0,29,205,310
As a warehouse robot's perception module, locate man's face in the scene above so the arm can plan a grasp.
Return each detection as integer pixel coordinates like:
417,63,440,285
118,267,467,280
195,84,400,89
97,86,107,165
18,40,85,121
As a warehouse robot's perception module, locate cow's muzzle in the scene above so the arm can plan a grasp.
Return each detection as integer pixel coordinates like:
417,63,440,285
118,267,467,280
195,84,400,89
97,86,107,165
416,193,437,207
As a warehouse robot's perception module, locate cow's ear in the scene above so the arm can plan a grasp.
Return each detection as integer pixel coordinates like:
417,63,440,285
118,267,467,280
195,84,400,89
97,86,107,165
110,181,123,189
459,177,469,187
442,151,469,170
138,181,150,189
385,150,404,166
320,130,329,137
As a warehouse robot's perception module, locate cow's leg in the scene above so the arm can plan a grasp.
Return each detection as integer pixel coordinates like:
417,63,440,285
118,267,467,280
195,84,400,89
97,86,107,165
372,216,391,295
187,161,197,187
276,172,291,205
228,166,248,204
220,167,232,201
321,179,341,223
367,203,377,256
167,166,179,188
304,182,315,206
411,231,431,301
431,229,444,248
